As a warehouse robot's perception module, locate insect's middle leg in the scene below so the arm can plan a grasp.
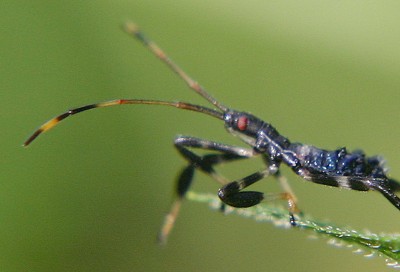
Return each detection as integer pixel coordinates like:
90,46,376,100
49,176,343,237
217,169,271,208
218,171,301,225
158,136,257,244
270,171,302,225
218,155,302,225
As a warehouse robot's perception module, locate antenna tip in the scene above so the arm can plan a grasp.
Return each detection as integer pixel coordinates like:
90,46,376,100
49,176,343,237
23,130,41,147
122,21,140,35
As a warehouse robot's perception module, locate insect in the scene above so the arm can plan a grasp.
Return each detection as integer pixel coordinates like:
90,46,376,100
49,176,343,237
24,22,400,244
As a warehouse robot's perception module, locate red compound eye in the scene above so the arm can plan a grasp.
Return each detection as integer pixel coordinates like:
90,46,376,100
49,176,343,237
237,116,248,131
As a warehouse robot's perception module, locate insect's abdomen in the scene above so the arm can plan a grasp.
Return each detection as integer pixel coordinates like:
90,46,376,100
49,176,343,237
289,144,388,189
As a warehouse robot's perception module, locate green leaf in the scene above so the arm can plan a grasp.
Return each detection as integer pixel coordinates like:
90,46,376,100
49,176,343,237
187,191,400,268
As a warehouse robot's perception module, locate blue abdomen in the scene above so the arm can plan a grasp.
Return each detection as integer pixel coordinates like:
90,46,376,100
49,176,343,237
289,143,387,178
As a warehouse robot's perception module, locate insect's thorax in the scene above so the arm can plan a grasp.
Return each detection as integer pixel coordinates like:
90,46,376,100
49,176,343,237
223,110,291,162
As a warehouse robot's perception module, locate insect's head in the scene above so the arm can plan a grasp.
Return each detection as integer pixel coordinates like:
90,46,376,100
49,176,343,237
223,110,264,146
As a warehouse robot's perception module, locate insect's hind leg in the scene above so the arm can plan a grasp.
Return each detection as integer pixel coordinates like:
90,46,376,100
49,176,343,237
158,136,257,244
371,180,400,211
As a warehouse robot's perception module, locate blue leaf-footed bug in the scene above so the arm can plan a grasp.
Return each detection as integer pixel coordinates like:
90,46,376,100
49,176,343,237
24,22,400,244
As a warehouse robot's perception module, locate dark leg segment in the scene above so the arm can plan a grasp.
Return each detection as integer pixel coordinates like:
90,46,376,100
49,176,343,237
174,136,256,185
296,167,400,213
158,136,257,244
371,182,400,211
217,169,270,208
218,169,300,225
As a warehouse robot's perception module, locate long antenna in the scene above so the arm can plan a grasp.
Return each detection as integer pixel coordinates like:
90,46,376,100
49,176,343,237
23,99,223,146
23,23,229,146
122,22,228,112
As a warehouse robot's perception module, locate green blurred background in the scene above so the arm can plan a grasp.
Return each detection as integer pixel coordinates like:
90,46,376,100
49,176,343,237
2,1,400,271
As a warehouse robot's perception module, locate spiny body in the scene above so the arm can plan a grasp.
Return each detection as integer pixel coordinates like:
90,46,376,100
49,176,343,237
24,22,400,243
225,110,398,193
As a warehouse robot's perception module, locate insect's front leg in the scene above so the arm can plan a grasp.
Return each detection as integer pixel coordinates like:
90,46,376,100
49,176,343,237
158,136,257,244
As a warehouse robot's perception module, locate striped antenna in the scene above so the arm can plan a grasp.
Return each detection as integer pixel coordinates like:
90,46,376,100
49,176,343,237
23,23,228,146
122,22,227,112
23,99,223,146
